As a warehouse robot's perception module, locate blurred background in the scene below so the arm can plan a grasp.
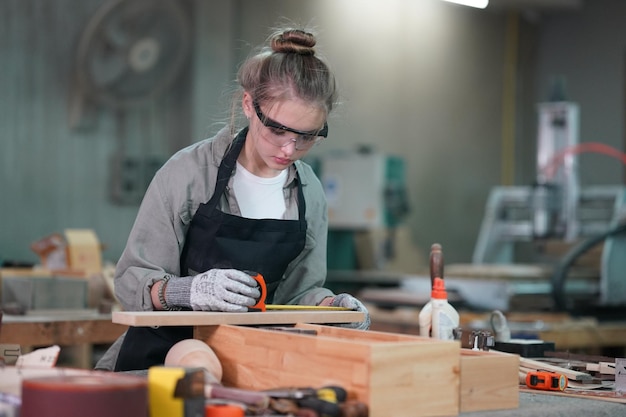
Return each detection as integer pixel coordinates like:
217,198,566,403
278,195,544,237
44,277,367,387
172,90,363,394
2,0,626,315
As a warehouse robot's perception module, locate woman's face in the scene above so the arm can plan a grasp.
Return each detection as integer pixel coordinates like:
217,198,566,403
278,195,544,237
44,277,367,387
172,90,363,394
242,92,327,177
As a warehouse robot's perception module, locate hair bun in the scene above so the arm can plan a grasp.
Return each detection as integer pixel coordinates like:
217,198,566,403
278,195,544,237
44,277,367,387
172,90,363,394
271,29,316,55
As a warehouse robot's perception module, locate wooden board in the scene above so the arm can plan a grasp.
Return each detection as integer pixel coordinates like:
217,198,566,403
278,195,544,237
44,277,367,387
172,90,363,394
519,387,626,404
112,310,364,327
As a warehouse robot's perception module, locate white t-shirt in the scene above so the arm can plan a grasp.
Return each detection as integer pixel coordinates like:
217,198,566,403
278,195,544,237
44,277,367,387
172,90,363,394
233,162,287,219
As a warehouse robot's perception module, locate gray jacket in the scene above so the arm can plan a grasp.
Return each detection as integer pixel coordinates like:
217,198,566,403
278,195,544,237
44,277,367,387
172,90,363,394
96,126,333,371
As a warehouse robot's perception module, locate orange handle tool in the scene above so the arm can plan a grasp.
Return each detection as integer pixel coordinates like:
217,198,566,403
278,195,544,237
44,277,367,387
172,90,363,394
525,371,568,391
247,272,267,312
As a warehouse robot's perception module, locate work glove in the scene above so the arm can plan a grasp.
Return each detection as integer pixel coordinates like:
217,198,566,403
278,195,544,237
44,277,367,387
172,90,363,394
165,269,261,312
327,293,371,330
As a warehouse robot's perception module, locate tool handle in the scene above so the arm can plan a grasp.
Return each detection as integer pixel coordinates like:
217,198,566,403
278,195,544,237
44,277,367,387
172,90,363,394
429,243,444,284
246,272,267,312
205,384,270,409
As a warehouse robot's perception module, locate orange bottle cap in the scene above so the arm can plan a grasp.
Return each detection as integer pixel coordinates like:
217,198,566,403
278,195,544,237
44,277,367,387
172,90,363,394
431,277,447,299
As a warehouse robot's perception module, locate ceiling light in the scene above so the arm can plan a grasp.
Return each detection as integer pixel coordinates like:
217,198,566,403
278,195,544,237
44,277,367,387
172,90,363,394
441,0,489,8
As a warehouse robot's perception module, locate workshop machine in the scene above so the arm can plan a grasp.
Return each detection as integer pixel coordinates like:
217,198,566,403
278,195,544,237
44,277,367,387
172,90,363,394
311,150,409,271
472,101,626,311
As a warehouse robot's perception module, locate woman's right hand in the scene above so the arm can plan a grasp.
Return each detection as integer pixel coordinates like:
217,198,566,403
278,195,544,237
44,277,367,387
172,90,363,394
166,269,261,312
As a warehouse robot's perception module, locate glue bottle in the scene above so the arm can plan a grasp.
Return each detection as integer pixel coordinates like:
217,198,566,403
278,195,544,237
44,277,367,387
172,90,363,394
418,299,433,337
419,243,444,338
430,277,459,340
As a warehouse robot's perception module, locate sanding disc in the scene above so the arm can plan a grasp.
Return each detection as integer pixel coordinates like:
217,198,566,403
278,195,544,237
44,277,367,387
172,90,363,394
21,373,147,417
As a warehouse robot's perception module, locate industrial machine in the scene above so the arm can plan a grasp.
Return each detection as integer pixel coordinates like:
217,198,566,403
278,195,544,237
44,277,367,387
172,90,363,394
472,101,626,310
311,150,409,271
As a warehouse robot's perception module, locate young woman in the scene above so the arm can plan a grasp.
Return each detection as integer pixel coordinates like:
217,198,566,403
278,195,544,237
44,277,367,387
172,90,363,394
97,27,370,372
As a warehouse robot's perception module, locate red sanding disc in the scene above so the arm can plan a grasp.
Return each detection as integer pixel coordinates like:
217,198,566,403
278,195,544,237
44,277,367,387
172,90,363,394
21,373,148,417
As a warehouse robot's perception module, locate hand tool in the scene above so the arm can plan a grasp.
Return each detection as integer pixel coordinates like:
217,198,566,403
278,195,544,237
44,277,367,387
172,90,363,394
149,366,205,417
263,385,346,401
163,340,271,410
260,326,319,335
265,305,351,311
247,271,267,312
248,272,350,311
469,330,495,351
151,366,272,416
263,385,347,417
204,402,245,417
203,377,270,410
339,400,369,417
525,371,568,391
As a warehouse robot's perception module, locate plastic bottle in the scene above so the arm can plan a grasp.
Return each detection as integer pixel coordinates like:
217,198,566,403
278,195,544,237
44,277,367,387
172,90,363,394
419,243,443,337
430,277,459,340
418,300,432,337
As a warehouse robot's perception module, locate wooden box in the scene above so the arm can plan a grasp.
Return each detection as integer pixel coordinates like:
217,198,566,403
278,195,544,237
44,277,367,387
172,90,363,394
195,323,461,417
460,349,519,412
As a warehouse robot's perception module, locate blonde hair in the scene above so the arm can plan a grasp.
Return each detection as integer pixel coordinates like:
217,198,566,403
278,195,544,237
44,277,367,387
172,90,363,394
231,28,338,134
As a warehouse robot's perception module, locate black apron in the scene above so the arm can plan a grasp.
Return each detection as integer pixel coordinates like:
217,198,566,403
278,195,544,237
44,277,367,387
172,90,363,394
115,129,307,371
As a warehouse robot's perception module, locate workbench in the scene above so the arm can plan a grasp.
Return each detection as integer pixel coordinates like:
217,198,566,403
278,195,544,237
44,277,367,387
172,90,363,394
462,392,626,416
2,310,626,416
0,309,127,368
369,307,626,354
326,267,626,354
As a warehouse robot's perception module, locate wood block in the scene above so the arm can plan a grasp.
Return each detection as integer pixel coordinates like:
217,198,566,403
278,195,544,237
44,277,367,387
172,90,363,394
460,349,519,412
194,323,461,417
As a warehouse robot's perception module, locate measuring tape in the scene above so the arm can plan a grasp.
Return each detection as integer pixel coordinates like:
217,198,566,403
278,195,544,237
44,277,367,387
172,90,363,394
525,371,568,391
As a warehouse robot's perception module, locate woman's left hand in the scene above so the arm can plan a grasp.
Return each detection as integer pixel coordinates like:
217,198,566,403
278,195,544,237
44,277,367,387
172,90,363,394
324,293,371,330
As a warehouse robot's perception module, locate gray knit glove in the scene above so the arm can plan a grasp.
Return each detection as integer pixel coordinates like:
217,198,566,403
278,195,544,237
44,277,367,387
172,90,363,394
330,293,371,330
165,269,261,312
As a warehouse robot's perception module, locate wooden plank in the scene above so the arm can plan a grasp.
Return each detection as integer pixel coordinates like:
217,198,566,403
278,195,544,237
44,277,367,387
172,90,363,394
112,310,364,327
518,387,626,404
519,357,594,381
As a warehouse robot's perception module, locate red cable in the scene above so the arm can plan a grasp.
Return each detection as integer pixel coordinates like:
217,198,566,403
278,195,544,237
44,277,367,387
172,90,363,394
540,142,626,180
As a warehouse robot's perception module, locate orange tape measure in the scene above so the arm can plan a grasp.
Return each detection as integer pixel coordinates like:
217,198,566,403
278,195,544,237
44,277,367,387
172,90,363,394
247,271,267,312
525,371,568,391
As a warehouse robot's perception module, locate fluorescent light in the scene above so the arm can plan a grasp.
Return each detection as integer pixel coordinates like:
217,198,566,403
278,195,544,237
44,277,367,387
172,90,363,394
441,0,489,8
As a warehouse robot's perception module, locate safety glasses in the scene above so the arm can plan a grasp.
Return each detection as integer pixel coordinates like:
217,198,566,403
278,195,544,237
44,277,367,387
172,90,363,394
253,100,328,150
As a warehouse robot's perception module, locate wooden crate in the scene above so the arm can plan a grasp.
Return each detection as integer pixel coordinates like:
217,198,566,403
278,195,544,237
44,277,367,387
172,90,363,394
195,323,461,417
460,349,519,412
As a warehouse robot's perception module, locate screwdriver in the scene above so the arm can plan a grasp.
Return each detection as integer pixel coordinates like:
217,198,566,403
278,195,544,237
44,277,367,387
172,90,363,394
264,386,347,417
